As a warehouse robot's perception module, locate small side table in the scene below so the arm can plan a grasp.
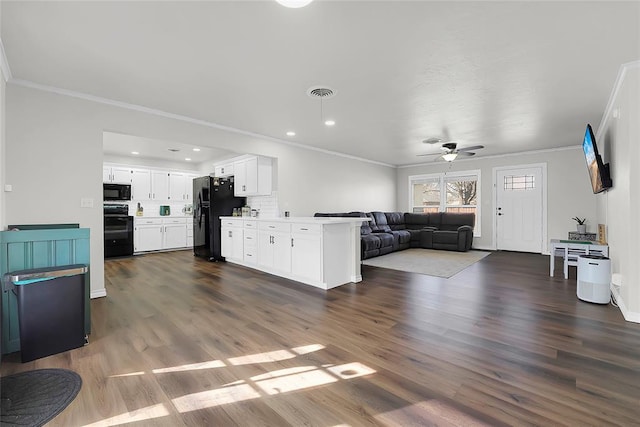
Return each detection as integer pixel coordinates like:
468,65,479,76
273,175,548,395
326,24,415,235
549,239,609,279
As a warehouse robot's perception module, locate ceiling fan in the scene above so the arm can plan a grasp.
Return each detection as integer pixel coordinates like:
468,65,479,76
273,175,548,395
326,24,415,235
418,139,485,162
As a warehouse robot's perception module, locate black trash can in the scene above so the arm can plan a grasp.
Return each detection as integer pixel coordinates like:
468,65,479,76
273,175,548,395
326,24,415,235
6,264,87,362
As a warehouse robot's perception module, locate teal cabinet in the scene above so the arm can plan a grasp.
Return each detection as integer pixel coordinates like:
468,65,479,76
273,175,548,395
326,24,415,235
1,228,91,354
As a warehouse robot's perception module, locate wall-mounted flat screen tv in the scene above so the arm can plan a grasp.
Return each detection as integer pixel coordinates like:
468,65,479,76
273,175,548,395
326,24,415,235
582,124,612,194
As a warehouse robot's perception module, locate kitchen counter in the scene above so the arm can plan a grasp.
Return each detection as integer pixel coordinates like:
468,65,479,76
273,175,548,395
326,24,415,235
218,216,367,224
219,216,365,289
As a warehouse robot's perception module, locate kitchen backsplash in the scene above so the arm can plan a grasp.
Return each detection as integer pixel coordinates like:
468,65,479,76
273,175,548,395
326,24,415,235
247,191,279,218
112,201,193,217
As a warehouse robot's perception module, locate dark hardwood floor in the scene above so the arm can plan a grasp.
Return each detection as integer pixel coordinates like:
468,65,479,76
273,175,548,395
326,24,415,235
2,250,639,426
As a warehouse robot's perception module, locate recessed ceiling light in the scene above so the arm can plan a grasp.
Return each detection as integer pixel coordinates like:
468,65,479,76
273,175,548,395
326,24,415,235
286,131,296,136
131,151,139,155
185,158,191,161
192,148,201,152
325,120,336,126
276,0,313,8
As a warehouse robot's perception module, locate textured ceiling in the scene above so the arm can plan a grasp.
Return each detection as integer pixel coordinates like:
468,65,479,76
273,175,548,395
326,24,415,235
2,1,639,166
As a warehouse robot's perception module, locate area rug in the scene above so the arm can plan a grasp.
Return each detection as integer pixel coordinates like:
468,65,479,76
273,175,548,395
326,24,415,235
362,248,491,278
0,368,82,427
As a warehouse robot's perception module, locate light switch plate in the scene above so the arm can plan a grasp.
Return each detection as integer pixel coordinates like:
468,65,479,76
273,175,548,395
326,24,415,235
80,198,94,208
4,184,12,192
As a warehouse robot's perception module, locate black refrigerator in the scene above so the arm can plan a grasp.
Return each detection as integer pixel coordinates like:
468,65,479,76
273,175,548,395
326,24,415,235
193,176,246,261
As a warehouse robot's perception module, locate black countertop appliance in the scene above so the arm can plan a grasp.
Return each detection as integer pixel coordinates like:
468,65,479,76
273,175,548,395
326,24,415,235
193,176,246,261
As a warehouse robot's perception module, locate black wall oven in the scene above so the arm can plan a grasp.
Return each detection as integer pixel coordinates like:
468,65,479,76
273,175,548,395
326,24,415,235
104,204,133,258
103,183,132,201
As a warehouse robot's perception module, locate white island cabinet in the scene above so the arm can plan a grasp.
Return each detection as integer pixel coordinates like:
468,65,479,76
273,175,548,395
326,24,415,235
220,216,365,289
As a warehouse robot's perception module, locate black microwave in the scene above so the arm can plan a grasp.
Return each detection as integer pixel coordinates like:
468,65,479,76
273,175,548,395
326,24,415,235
103,183,132,201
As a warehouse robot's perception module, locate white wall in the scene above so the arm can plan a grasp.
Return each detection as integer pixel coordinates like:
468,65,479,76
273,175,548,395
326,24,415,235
0,64,5,229
397,147,597,251
5,84,396,296
596,62,640,321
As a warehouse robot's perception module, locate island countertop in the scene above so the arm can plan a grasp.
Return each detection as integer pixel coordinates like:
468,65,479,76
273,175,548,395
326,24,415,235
218,216,368,224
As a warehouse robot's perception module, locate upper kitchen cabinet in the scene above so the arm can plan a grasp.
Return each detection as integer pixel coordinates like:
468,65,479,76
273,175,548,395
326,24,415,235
214,163,234,178
103,165,132,183
131,169,152,200
151,171,170,201
233,156,272,197
169,172,198,202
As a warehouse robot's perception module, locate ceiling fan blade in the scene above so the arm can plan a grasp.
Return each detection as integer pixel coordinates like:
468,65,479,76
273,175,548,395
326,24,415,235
457,145,484,152
433,156,445,162
457,151,476,156
416,152,441,157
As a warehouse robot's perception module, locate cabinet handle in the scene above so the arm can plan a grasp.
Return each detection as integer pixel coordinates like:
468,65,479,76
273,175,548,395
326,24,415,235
300,228,308,231
246,237,252,240
229,231,232,237
149,193,151,199
153,193,155,198
269,225,275,229
291,238,294,247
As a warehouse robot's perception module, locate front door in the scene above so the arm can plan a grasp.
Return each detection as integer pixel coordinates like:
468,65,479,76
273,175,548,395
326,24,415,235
496,166,544,253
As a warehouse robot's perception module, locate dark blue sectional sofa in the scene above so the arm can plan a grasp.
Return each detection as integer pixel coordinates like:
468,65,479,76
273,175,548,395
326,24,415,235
314,211,475,260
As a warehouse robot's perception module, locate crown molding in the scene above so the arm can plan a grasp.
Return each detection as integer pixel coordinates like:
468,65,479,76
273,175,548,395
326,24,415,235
8,78,395,168
595,60,640,142
398,145,580,169
0,37,12,82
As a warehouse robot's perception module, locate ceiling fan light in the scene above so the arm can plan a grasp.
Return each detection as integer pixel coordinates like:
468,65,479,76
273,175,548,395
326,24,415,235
276,0,313,8
442,152,458,162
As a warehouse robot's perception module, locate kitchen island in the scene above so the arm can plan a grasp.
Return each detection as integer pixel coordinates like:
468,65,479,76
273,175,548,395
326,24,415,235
220,216,366,289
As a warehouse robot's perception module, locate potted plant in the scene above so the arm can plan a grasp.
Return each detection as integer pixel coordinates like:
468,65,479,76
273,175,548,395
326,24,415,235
573,217,587,234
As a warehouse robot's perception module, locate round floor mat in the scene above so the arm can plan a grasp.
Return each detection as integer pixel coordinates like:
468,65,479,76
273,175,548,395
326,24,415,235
1,368,82,427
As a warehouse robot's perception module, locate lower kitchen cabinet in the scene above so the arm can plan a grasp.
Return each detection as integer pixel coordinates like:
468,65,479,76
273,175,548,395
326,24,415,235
134,219,163,252
291,225,322,283
258,225,291,274
134,217,191,253
163,218,187,249
221,219,243,261
219,217,364,289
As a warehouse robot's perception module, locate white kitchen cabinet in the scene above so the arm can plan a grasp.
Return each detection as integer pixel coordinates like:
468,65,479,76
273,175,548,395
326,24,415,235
220,216,364,289
243,220,258,264
258,222,291,273
168,172,198,202
234,156,272,197
185,173,198,202
169,172,187,201
151,171,170,201
134,218,163,252
135,217,191,252
291,224,322,283
162,218,187,249
131,169,152,200
221,219,243,261
214,163,234,177
104,165,132,183
186,218,194,247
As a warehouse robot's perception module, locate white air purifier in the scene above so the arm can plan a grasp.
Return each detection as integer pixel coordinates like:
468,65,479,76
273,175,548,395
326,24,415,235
577,255,611,304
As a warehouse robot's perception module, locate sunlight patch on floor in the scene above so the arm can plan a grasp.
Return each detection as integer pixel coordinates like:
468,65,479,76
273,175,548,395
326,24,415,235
172,383,261,413
151,359,226,374
108,371,146,378
374,400,492,426
82,403,170,427
100,343,374,425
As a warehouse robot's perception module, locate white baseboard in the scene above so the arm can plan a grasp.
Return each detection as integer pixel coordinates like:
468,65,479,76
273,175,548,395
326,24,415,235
90,288,107,299
610,285,640,323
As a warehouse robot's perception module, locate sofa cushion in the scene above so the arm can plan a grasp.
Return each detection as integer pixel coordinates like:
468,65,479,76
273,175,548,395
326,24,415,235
404,213,432,229
440,212,475,231
370,212,391,232
361,234,381,251
385,212,406,230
